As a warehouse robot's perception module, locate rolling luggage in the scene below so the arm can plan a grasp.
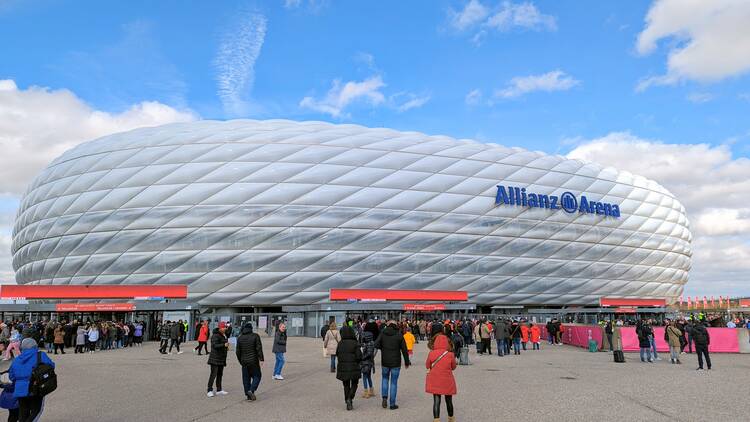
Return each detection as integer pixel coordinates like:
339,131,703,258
459,346,470,365
613,350,625,363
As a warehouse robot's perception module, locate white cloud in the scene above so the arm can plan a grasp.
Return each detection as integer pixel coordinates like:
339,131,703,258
395,94,431,112
636,0,750,89
300,76,386,118
213,13,267,117
450,0,489,30
450,1,556,43
0,79,196,195
465,89,483,105
495,70,579,98
686,92,714,103
485,1,557,31
284,0,302,8
567,131,750,296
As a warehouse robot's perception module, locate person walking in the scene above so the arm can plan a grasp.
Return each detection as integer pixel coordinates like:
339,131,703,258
158,321,170,354
360,328,376,400
194,321,209,356
692,322,712,370
53,325,65,355
520,322,529,351
3,326,20,361
272,323,287,380
235,322,264,401
426,333,457,422
324,323,341,373
207,323,229,397
336,326,362,411
403,328,416,357
666,321,682,364
169,321,182,355
9,338,55,422
375,321,411,410
684,320,694,354
480,320,492,355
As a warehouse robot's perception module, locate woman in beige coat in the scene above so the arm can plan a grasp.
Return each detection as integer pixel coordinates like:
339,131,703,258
666,321,683,365
324,322,341,373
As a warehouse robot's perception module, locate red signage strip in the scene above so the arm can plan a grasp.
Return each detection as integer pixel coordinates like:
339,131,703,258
740,299,750,308
403,304,446,311
330,289,467,302
614,307,637,314
599,297,666,307
0,285,187,299
55,303,135,312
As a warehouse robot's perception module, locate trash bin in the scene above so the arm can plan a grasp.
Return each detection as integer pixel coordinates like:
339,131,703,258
459,346,470,365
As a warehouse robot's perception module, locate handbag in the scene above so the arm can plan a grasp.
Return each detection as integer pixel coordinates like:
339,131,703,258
427,351,449,374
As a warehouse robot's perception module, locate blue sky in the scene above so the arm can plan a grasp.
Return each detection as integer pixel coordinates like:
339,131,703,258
1,0,749,295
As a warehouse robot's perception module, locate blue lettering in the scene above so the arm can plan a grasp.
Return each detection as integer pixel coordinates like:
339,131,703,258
495,185,510,205
612,205,621,218
550,196,559,209
595,202,604,215
527,193,538,207
578,196,589,213
538,194,550,209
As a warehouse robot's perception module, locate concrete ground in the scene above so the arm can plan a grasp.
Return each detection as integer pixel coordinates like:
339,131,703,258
3,337,748,422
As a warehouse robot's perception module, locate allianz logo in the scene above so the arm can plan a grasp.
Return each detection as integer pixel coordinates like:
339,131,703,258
494,185,621,218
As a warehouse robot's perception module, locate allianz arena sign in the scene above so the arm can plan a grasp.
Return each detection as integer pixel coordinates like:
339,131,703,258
495,185,621,218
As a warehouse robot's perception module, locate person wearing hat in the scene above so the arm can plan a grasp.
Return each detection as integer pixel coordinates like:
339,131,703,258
336,325,362,411
9,338,55,422
235,322,264,401
374,320,411,410
206,322,229,398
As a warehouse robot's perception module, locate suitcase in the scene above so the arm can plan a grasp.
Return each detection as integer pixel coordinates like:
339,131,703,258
613,350,625,363
588,339,598,353
459,346,470,365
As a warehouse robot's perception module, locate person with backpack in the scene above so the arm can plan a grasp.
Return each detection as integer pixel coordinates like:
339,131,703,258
359,328,376,400
426,332,457,422
9,338,56,422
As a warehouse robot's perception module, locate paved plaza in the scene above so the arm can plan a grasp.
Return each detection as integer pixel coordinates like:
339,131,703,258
3,336,749,422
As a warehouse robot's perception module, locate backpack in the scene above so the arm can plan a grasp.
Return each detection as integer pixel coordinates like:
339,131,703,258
29,352,57,397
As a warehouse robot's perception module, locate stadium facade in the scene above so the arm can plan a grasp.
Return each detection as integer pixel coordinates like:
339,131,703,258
11,120,692,312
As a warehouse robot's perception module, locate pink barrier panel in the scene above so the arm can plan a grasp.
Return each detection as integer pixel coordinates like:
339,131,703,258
557,325,741,353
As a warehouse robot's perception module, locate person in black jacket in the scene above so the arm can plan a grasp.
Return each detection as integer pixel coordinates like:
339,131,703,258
374,321,410,410
207,323,229,397
236,322,264,400
272,323,287,380
692,322,712,370
336,326,362,411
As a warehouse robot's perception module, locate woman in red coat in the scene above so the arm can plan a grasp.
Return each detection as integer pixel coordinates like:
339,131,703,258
520,323,529,350
426,334,457,422
530,324,541,350
194,321,210,355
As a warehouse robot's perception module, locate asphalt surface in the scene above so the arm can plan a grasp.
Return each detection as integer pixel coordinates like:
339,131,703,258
7,337,749,422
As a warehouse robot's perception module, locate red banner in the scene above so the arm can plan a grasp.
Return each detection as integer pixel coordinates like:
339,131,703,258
599,297,666,307
330,289,467,302
0,285,187,299
402,304,446,311
55,303,135,312
740,299,750,308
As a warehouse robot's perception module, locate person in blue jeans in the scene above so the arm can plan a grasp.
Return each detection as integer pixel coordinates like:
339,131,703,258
324,323,341,373
9,338,55,422
374,321,411,410
272,323,287,380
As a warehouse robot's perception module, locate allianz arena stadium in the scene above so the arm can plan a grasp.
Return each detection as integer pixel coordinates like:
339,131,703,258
11,120,692,309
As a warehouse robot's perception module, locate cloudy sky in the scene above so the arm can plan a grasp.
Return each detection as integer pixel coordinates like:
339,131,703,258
1,0,749,296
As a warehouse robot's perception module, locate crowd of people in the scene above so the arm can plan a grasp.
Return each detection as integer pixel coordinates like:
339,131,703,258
0,320,146,359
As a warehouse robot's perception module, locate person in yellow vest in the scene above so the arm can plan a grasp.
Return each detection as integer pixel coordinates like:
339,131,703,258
404,327,416,356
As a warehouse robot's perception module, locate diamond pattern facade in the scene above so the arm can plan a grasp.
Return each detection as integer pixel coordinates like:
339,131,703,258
11,120,692,306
